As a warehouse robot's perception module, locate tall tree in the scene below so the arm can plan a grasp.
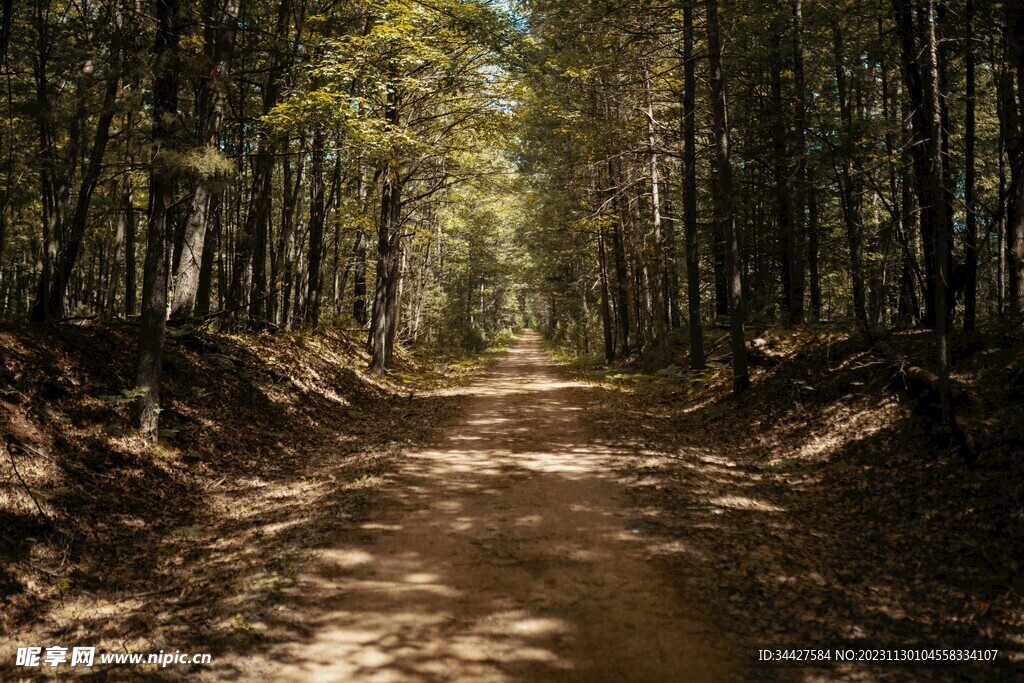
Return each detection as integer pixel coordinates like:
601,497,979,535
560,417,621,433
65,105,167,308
304,134,327,327
922,0,952,420
706,0,748,393
1006,0,1024,317
29,1,122,321
892,0,941,327
0,0,14,261
682,1,704,369
962,0,977,331
770,15,795,325
789,0,807,324
227,0,291,327
169,0,241,320
833,22,869,332
643,63,671,364
135,0,181,439
370,87,402,375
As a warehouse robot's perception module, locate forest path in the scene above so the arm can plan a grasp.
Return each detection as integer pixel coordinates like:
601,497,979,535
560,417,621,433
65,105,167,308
258,332,734,682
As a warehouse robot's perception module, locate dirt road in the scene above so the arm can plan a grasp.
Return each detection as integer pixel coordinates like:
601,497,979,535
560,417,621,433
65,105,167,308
263,332,733,682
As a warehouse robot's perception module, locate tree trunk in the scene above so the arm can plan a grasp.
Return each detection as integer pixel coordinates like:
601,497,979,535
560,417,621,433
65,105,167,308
1006,2,1024,316
195,194,217,316
683,2,704,369
963,0,978,330
876,20,901,329
891,0,939,327
169,0,240,320
370,88,401,374
997,96,1008,318
712,210,728,316
807,166,821,320
353,164,368,325
608,161,632,353
833,23,869,332
706,0,748,394
304,135,326,327
598,223,614,362
135,0,180,439
273,140,304,325
30,3,120,323
31,0,64,323
104,180,125,318
0,0,12,261
788,0,807,324
42,72,120,319
384,231,402,366
663,187,681,328
898,91,922,326
644,65,671,364
126,191,137,316
770,26,794,323
923,0,951,422
226,0,288,327
577,252,591,354
105,110,136,318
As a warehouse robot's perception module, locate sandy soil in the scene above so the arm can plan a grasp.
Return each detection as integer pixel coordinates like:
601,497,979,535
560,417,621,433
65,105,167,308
246,332,734,682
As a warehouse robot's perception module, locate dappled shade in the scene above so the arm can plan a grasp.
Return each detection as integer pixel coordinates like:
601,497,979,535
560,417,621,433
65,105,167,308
235,333,731,681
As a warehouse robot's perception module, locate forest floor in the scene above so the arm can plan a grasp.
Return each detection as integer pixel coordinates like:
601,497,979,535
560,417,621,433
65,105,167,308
564,323,1024,682
1,322,1022,681
0,320,495,681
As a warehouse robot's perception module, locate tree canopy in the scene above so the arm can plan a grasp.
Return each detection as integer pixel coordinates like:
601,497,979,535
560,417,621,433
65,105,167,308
1,0,1022,435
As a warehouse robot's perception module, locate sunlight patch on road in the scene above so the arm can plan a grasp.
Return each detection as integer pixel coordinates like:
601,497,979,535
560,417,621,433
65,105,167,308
403,572,443,584
358,522,404,531
256,336,730,682
709,494,784,512
316,548,375,570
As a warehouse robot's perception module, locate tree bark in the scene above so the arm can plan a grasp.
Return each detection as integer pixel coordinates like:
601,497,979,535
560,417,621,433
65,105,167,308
923,0,952,422
770,24,794,323
195,194,217,316
1006,1,1024,316
135,0,180,439
788,0,807,324
963,0,978,330
169,0,240,320
683,2,704,369
273,139,304,326
370,88,401,374
304,134,326,327
833,23,869,332
807,166,821,320
706,0,748,394
598,221,614,362
608,160,632,353
644,65,671,364
891,0,940,327
226,0,288,327
352,164,369,325
40,71,120,319
578,252,591,354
